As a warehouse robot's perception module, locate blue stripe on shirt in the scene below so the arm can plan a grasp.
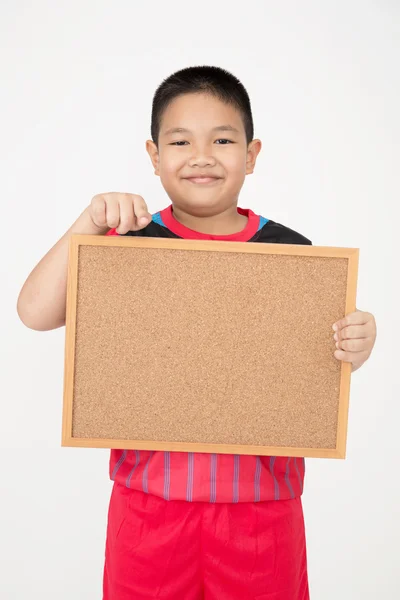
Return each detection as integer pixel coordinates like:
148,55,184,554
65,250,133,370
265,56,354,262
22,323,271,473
164,452,170,501
254,456,261,502
285,457,295,499
270,456,280,500
126,450,140,488
233,455,240,503
210,454,217,503
142,451,154,494
186,453,194,502
111,449,127,480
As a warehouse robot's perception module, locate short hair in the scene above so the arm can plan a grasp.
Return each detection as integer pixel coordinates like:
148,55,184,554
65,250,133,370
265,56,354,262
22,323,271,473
150,65,254,147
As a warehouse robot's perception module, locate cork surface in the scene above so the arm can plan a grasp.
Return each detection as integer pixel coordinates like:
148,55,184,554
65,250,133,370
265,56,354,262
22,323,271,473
71,245,348,449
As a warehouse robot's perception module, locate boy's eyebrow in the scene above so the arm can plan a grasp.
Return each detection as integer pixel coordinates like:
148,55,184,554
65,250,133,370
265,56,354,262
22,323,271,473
163,125,240,135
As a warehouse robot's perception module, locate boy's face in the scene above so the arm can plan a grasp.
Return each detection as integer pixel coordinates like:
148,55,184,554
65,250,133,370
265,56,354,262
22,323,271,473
146,93,261,217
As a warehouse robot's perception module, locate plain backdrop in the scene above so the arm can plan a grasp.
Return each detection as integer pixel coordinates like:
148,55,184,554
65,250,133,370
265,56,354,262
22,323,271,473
1,1,399,598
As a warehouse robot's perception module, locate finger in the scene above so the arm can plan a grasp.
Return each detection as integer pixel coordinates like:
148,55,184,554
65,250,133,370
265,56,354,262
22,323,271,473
104,194,121,229
90,195,107,228
333,311,372,331
132,195,152,229
116,195,135,234
334,324,370,341
335,338,372,352
334,349,369,363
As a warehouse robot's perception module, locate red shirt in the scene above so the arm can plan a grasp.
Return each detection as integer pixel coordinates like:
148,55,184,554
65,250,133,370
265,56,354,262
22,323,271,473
105,204,305,502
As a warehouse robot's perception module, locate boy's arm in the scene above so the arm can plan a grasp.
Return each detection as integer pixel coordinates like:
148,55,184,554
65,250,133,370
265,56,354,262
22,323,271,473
17,193,151,332
16,206,108,331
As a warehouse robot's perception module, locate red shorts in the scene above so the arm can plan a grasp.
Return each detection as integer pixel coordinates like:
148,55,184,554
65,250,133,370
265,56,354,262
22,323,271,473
103,482,309,600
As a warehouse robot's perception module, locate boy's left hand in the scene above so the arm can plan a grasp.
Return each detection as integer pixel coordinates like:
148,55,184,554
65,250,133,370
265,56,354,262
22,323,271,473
332,309,377,372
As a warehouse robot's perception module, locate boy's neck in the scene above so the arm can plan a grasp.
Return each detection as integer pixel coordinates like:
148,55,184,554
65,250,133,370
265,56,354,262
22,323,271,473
171,204,248,235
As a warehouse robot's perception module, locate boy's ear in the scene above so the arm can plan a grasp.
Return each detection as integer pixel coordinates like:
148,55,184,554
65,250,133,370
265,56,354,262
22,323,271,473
245,139,262,175
146,140,160,176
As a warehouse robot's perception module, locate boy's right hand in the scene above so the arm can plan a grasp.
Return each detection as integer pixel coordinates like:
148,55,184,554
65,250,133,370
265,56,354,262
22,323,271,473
88,192,152,235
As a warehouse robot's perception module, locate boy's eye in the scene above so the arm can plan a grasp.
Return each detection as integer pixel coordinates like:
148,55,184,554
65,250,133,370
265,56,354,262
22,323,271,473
169,139,234,146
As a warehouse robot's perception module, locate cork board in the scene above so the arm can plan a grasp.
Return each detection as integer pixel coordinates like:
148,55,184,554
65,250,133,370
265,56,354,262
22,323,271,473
62,235,359,459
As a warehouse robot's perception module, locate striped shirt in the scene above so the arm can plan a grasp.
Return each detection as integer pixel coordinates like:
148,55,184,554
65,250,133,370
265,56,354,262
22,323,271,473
106,203,312,503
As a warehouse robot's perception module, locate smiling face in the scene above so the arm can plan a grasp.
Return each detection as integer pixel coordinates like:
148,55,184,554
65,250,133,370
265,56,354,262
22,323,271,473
146,93,261,218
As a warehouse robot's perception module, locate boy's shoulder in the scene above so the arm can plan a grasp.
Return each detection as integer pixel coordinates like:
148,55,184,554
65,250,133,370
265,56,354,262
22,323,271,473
252,218,312,245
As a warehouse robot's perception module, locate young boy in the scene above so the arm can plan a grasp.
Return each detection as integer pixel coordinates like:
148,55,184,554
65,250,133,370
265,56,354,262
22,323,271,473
17,65,377,599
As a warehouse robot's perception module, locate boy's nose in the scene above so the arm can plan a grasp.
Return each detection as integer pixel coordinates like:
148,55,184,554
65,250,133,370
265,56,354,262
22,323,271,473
188,154,217,168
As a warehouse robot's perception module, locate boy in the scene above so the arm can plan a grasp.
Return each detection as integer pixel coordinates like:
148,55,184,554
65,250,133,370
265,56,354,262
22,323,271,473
17,65,377,599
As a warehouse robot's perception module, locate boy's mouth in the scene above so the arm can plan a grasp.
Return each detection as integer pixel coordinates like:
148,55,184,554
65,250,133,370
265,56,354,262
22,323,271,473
184,177,222,184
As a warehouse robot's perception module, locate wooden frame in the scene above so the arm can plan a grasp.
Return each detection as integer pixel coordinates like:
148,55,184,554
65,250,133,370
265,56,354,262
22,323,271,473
62,234,359,458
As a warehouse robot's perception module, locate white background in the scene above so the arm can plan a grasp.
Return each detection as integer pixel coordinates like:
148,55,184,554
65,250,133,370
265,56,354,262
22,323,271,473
1,1,399,598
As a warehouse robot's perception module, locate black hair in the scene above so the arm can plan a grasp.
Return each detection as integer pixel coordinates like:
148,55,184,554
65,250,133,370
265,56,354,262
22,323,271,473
150,65,254,147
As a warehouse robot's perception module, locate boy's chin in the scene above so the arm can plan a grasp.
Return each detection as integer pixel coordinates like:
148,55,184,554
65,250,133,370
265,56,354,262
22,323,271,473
173,195,224,210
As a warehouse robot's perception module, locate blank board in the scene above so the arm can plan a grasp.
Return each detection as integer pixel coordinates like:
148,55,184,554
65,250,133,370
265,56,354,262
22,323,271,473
62,235,359,458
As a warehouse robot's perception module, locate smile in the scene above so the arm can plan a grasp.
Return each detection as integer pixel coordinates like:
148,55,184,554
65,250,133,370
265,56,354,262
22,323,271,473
184,177,222,185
